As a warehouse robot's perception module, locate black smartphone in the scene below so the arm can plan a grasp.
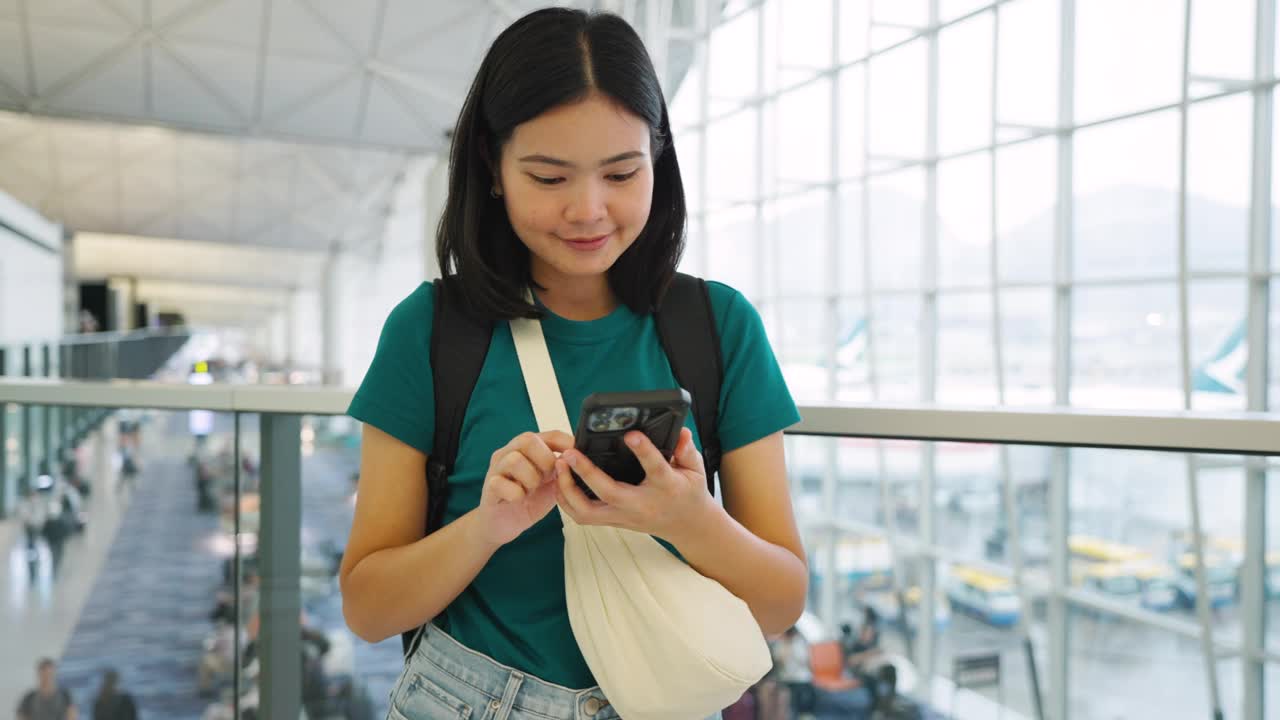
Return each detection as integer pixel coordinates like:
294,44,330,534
571,388,691,499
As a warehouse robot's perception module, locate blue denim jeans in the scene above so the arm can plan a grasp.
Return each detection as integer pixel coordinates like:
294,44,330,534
388,624,722,720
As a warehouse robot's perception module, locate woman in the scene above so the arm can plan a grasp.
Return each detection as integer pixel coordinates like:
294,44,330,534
92,669,137,720
340,7,807,719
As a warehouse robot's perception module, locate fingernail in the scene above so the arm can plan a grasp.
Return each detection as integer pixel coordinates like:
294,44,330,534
565,453,578,467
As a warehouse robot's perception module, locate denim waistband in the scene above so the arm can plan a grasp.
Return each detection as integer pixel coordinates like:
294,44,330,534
391,624,620,720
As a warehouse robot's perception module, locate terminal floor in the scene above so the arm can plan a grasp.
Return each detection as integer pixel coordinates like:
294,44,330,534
0,414,405,718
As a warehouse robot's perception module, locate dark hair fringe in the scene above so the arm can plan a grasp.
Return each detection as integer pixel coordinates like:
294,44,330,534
436,7,686,322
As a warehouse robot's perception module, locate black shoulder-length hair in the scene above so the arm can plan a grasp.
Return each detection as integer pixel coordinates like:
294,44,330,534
436,7,686,322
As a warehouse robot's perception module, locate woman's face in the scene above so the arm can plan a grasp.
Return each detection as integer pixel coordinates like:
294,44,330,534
497,91,655,284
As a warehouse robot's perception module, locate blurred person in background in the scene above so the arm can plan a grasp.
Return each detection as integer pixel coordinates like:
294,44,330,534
16,658,77,720
91,669,137,720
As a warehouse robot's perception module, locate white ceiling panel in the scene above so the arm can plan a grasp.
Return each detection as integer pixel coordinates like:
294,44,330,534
308,0,383,56
360,79,437,149
0,19,28,99
378,0,478,55
151,44,246,129
268,0,360,62
259,54,354,122
24,0,133,30
161,41,259,120
29,23,133,96
45,42,147,119
163,0,262,50
1,0,696,152
269,72,364,141
0,0,705,301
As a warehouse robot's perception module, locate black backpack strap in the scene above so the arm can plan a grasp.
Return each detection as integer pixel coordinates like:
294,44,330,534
403,276,493,660
654,273,724,496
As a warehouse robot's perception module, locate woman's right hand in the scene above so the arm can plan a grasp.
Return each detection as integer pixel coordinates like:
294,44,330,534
474,431,575,547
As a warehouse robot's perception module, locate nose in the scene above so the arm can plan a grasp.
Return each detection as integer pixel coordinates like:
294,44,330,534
563,179,607,225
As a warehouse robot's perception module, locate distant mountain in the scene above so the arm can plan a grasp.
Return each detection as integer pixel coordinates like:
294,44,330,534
999,184,1259,278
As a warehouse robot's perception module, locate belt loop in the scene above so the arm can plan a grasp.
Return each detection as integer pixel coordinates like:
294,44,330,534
492,669,524,720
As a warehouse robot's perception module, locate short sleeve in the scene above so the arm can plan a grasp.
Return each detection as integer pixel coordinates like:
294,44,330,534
707,281,802,452
347,282,436,454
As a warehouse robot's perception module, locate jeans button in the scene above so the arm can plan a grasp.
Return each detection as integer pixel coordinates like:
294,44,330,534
490,699,501,711
583,697,603,715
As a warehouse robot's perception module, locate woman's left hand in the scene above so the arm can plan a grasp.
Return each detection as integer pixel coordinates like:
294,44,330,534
554,427,717,544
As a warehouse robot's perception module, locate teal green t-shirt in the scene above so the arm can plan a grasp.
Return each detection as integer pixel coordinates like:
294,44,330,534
347,279,801,689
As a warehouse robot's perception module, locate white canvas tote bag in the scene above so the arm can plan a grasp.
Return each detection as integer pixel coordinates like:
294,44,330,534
509,312,773,720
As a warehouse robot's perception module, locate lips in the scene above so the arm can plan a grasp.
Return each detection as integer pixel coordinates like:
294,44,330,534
561,232,611,251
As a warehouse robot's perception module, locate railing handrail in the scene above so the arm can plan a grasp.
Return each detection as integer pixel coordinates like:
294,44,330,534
1,378,1278,454
3,325,194,349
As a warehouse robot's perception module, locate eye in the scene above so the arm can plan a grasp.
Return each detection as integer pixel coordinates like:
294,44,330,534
529,174,565,186
607,170,640,183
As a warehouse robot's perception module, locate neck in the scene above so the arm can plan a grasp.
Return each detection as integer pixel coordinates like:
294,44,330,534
531,263,616,321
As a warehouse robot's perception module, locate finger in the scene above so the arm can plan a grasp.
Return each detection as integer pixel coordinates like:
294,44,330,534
561,449,632,506
488,476,526,504
498,452,543,492
622,430,675,479
554,460,595,521
517,432,561,476
537,430,575,454
555,460,627,527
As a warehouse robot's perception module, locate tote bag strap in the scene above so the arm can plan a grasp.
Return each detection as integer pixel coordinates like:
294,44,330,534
509,312,573,434
508,300,581,527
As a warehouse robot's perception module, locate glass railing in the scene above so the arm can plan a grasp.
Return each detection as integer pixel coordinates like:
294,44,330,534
0,378,1277,720
0,328,193,518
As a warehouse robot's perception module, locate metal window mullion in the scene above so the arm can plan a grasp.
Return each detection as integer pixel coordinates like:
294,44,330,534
817,0,843,632
989,4,1045,718
1242,1,1275,719
755,3,767,309
1048,1,1076,718
1174,3,1226,718
696,0,711,274
917,0,941,699
862,2,902,667
0,348,7,518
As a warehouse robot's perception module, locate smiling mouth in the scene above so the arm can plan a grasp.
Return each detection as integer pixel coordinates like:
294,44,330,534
560,232,612,250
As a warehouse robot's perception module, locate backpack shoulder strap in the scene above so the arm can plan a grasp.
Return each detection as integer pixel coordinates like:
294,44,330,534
405,275,492,659
654,273,724,496
426,276,494,531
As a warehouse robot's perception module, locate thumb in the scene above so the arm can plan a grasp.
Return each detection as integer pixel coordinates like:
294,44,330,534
674,427,704,471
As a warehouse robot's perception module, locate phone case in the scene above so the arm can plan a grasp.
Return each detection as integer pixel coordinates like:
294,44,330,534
572,388,692,496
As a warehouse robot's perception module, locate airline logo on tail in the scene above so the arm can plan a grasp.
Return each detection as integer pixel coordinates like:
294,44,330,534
1192,321,1247,395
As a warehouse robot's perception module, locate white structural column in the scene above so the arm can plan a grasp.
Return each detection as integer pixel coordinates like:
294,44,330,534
321,249,343,386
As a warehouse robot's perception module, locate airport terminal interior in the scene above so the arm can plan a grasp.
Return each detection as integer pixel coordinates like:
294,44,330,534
1,0,1280,718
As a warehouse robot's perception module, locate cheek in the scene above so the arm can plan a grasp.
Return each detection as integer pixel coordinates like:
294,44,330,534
506,196,559,236
618,184,654,233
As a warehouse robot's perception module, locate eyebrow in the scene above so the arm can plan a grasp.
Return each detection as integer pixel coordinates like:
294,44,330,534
517,151,646,168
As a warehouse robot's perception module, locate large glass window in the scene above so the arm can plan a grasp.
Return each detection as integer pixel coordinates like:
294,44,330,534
682,2,1280,714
